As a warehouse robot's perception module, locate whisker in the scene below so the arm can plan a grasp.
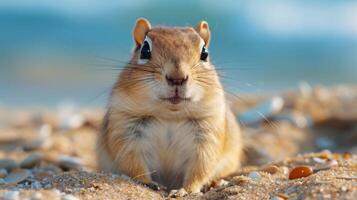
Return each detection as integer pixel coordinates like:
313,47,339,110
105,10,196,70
133,170,158,180
195,79,278,130
92,55,131,64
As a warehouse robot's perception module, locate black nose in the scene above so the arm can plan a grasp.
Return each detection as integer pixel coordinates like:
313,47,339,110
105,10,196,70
165,75,188,86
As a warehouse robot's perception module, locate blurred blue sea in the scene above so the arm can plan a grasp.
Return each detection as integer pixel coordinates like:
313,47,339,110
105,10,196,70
1,0,357,107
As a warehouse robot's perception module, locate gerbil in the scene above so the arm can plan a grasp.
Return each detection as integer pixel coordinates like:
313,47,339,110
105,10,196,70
97,18,243,193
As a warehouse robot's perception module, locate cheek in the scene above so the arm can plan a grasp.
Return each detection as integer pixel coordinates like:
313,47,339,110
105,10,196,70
148,80,170,99
186,83,204,102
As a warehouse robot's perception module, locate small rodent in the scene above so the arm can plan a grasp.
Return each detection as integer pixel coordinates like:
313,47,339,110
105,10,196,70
97,18,243,193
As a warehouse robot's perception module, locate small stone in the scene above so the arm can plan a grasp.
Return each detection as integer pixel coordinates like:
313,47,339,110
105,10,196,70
4,169,31,184
285,185,298,194
342,152,352,160
0,178,6,184
57,155,82,171
111,174,120,179
314,159,338,171
341,186,347,192
248,171,261,181
271,197,284,200
261,165,279,174
62,194,79,200
23,124,53,151
289,166,313,180
31,181,42,189
312,157,327,164
58,102,85,130
20,153,42,169
0,168,8,178
272,113,312,128
0,159,17,171
281,166,289,175
3,191,20,200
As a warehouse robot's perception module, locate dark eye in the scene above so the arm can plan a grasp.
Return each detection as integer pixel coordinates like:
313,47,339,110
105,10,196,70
140,41,151,60
200,46,208,61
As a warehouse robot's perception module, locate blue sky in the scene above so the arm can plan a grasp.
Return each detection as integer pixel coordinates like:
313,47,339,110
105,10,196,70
2,0,357,37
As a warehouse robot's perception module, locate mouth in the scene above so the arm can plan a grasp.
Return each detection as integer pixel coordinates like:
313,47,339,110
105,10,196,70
161,95,190,105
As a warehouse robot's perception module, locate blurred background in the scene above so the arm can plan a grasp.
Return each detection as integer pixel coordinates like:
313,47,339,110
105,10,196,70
1,0,357,107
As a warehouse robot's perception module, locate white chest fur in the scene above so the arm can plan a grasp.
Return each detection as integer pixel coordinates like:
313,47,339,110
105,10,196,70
129,117,201,188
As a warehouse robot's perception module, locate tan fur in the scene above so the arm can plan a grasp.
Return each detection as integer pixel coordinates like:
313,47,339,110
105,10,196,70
96,18,243,193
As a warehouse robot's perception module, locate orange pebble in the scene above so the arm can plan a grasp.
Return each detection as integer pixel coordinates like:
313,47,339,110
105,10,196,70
276,193,289,200
288,166,313,180
342,152,352,160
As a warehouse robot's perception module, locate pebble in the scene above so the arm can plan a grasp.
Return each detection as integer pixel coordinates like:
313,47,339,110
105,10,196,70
314,159,338,171
3,191,20,200
4,169,31,184
281,166,289,175
272,113,313,128
342,152,352,160
44,183,52,189
276,193,289,199
58,102,85,130
248,171,262,181
271,197,284,200
0,159,17,171
0,178,6,184
23,125,52,151
261,165,279,174
57,155,82,171
0,168,8,178
312,157,327,164
62,194,79,200
119,174,130,181
20,153,42,169
31,181,42,189
239,96,284,125
289,166,313,180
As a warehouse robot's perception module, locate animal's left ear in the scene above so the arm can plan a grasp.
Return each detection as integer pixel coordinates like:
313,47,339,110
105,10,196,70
133,18,152,46
195,21,211,47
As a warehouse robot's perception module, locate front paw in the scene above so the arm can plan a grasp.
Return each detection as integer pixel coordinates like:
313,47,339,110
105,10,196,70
184,184,202,194
169,188,188,198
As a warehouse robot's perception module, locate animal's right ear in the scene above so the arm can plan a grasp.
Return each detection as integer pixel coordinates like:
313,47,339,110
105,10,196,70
196,21,211,47
133,18,151,46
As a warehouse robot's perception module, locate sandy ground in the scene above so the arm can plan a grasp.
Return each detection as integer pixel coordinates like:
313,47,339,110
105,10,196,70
0,85,356,200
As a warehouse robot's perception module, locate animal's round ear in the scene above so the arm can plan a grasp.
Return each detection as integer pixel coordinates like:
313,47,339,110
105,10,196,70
133,18,151,46
195,21,211,47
